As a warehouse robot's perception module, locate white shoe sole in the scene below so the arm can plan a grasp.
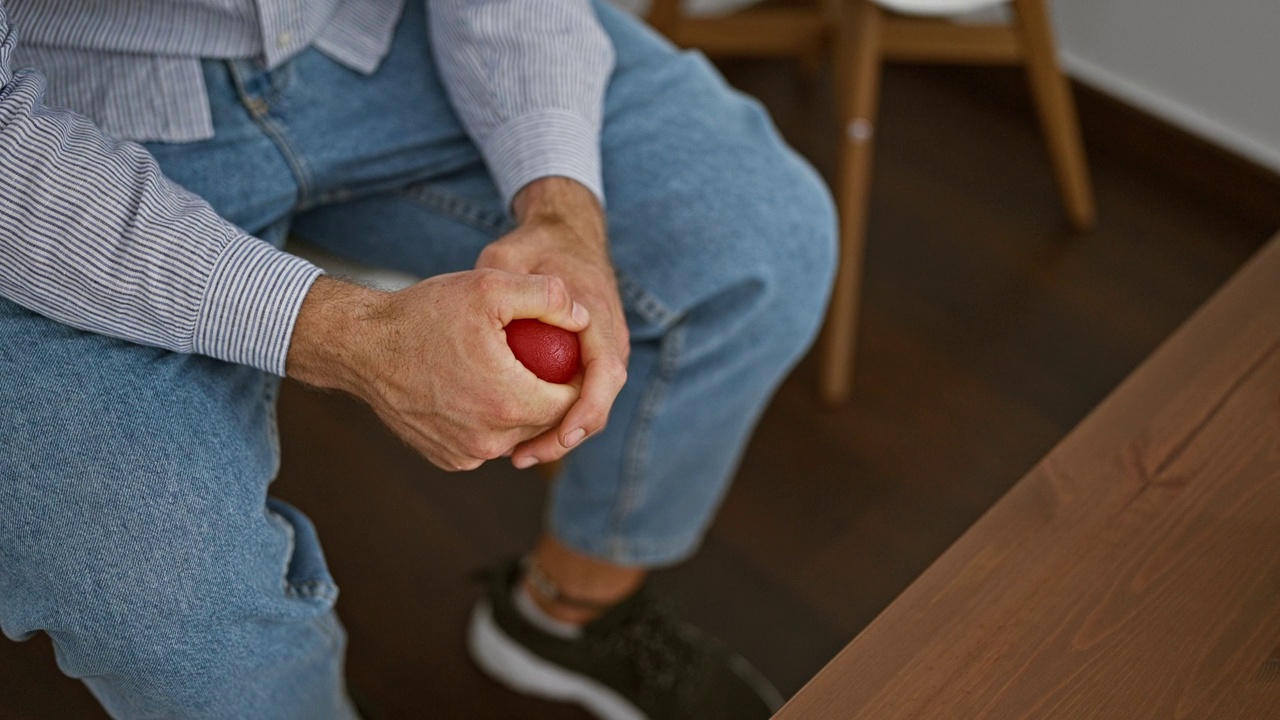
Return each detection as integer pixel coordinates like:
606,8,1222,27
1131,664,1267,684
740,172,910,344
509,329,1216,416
467,599,648,720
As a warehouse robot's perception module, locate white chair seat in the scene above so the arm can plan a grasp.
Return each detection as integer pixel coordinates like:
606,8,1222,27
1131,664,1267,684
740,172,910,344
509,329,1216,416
872,0,1009,17
287,243,419,291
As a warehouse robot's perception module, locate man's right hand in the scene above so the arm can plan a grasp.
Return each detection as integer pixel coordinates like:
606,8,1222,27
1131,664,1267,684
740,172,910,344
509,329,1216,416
286,270,590,471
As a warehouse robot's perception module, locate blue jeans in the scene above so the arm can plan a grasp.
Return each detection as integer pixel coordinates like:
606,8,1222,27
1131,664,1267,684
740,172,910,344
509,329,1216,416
0,2,835,717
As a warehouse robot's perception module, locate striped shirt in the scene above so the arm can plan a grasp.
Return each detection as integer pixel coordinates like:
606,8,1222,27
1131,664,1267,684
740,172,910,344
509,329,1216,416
0,0,613,375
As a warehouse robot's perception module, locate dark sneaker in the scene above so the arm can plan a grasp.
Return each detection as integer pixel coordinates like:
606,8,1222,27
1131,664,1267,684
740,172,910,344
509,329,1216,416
467,559,783,720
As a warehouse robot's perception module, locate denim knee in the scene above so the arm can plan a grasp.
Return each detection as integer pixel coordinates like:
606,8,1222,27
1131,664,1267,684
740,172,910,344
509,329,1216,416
24,496,341,716
688,124,839,362
741,152,839,352
606,71,838,358
0,307,345,716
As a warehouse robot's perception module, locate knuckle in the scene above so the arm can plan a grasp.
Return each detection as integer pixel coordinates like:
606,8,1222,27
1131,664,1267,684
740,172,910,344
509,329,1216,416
473,268,504,295
462,430,511,460
481,439,511,460
580,407,608,432
460,437,493,459
491,400,524,427
605,358,628,388
477,243,508,267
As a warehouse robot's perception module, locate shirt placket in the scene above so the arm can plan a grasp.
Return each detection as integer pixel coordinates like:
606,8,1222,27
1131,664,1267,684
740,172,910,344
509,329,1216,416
256,0,307,69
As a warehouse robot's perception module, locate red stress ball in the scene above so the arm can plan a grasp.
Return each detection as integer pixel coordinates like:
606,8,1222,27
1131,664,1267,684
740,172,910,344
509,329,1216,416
505,319,581,384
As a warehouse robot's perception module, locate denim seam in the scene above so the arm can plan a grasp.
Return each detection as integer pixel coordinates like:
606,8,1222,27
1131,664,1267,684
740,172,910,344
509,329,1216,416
267,508,297,596
285,580,338,603
225,61,315,209
608,319,685,560
262,376,281,472
256,116,314,208
393,182,512,235
616,271,673,327
310,186,357,207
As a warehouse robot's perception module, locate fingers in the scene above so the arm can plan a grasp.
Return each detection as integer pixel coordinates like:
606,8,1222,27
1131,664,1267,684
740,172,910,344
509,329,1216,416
508,426,568,469
483,270,590,333
506,357,620,468
503,378,581,435
508,318,628,469
375,382,570,473
415,418,561,473
381,416,486,473
357,268,594,474
562,339,626,445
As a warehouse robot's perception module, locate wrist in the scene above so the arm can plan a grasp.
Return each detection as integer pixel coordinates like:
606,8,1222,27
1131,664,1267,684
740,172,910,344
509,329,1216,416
285,276,388,395
513,177,606,242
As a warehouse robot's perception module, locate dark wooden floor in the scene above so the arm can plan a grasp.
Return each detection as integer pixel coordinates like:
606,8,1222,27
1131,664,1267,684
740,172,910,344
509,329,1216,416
2,57,1273,718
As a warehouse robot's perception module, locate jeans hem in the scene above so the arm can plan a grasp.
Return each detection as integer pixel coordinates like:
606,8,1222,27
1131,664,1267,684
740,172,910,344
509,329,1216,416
548,522,704,569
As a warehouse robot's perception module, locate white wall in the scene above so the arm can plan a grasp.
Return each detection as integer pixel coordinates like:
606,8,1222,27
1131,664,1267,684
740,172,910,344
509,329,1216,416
1051,0,1280,173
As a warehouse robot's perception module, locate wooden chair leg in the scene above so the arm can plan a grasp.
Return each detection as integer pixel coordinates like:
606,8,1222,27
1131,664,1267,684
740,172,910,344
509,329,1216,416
1013,0,1096,231
800,0,845,81
820,0,883,407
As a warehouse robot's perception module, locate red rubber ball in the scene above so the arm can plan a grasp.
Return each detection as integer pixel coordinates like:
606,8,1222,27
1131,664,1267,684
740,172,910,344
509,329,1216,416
505,319,581,384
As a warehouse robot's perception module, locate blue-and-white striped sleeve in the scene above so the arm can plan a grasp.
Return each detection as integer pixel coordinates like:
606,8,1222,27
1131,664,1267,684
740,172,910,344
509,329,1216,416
194,236,322,375
0,1,12,89
2,0,615,376
429,0,615,210
485,109,605,212
1,6,321,376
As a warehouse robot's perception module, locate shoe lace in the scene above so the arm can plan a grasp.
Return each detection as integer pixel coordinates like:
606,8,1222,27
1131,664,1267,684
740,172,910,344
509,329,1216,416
606,593,701,704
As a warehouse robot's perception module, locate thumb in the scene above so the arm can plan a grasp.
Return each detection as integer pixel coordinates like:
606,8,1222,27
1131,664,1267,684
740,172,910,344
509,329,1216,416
492,271,590,333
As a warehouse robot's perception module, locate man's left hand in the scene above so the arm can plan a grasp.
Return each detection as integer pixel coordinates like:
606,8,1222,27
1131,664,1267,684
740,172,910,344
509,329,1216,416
477,177,630,468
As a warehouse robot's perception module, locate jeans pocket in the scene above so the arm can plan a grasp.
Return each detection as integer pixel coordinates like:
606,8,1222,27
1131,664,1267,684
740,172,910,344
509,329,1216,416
265,496,339,607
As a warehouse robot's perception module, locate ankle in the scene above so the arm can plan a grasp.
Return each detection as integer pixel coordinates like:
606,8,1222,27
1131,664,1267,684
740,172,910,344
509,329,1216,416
522,537,645,624
520,556,626,625
512,582,584,638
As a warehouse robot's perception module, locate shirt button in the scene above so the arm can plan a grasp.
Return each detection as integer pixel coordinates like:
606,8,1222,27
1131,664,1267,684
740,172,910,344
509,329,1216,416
276,30,293,47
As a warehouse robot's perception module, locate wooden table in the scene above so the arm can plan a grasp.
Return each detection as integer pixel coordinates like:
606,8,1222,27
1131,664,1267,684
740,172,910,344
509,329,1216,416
775,233,1280,719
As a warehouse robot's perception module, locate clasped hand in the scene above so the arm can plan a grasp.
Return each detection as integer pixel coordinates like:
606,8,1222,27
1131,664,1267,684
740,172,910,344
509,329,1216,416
287,178,628,472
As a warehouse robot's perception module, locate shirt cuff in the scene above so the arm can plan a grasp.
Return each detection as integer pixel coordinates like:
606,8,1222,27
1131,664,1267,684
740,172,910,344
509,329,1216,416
484,109,605,212
193,234,323,376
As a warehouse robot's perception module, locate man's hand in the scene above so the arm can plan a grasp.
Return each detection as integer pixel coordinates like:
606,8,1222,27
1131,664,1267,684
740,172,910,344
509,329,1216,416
478,177,629,469
286,269,591,472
